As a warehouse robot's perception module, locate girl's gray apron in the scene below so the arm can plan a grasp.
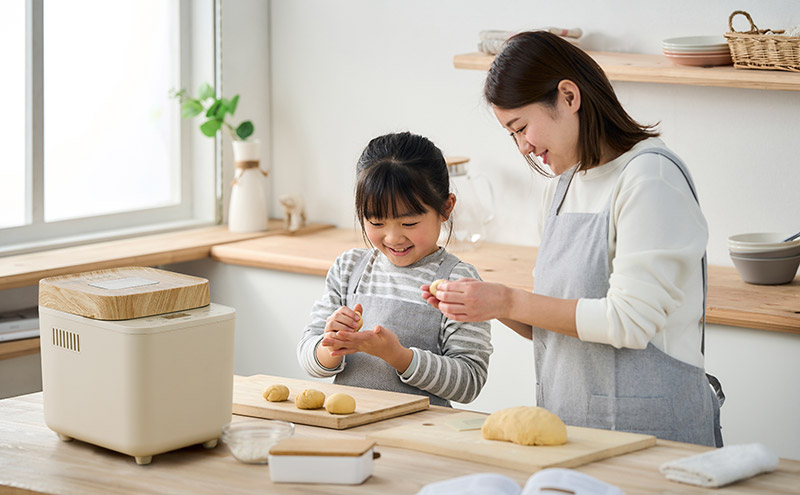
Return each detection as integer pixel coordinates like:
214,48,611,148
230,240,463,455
532,148,723,446
334,249,460,407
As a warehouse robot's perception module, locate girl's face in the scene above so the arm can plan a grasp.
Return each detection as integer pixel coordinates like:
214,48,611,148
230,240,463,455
492,80,581,176
364,195,454,267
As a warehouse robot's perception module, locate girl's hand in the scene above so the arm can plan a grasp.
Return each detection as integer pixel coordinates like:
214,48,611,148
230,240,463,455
423,278,511,322
325,325,413,373
323,303,362,334
317,303,362,368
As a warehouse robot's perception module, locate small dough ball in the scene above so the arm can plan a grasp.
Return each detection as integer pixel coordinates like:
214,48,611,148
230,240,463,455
481,406,567,446
262,384,290,402
429,279,445,297
325,393,356,414
354,310,363,331
295,389,326,410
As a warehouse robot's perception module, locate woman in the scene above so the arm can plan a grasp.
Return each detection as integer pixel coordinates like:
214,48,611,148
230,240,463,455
424,31,722,446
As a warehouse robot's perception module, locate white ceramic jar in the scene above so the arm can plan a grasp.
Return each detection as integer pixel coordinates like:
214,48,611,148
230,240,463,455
229,139,269,232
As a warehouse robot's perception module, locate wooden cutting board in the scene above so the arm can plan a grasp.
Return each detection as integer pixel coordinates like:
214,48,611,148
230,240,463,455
367,411,656,472
232,375,429,429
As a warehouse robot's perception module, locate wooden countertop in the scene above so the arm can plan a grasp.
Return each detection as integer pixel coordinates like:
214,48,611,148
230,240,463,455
2,387,799,494
210,228,800,335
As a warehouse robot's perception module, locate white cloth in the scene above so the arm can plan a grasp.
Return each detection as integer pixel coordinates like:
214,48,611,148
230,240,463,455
417,469,622,495
659,443,779,487
538,137,708,369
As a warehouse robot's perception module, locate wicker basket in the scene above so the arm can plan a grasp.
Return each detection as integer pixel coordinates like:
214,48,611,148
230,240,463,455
724,10,800,72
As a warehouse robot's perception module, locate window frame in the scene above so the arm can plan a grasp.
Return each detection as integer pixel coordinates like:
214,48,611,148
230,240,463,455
1,0,220,255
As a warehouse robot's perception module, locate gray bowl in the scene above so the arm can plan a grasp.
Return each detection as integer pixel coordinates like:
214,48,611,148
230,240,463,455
728,242,800,259
730,253,800,285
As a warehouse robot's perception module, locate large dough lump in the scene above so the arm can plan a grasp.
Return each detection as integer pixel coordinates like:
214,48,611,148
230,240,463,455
262,384,290,402
295,389,326,410
481,406,567,446
325,393,356,414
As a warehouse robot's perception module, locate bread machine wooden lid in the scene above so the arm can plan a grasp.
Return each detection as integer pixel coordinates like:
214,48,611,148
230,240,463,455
38,266,210,320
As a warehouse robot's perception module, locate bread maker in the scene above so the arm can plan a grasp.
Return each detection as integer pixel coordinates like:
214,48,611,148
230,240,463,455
38,267,235,465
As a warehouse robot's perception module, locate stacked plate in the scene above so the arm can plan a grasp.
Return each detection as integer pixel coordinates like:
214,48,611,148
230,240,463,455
728,233,800,285
662,36,732,67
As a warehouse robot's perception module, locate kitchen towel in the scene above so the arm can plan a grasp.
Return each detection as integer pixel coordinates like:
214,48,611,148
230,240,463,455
659,443,779,487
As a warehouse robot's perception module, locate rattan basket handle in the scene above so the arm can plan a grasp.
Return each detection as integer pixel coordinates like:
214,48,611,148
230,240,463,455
728,10,785,35
728,10,759,34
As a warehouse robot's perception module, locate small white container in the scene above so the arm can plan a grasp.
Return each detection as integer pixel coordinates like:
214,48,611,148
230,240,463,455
269,438,377,484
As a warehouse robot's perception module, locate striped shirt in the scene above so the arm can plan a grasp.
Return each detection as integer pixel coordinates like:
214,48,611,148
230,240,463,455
297,247,493,404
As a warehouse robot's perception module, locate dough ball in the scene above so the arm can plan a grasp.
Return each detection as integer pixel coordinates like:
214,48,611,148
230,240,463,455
354,310,363,331
429,279,445,297
481,406,567,446
325,393,356,414
295,389,326,410
262,384,290,402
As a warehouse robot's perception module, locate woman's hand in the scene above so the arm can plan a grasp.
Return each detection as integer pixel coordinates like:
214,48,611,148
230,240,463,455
423,278,512,322
323,325,413,373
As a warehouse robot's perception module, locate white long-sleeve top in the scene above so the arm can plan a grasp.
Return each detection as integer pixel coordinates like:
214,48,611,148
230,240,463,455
538,137,708,368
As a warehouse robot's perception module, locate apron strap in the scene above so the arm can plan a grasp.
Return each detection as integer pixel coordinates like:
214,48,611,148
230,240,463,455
549,166,578,217
346,249,375,297
622,147,724,406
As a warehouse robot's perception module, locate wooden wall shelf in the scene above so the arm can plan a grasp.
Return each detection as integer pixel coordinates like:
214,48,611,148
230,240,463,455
454,51,800,91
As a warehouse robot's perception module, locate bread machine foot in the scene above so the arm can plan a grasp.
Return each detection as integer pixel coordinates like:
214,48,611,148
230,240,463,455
135,456,153,465
202,438,218,449
57,433,73,442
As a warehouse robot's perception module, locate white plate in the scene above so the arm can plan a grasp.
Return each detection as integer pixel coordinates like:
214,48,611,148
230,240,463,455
662,36,728,51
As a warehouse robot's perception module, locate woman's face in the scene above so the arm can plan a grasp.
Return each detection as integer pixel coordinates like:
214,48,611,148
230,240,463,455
492,81,581,176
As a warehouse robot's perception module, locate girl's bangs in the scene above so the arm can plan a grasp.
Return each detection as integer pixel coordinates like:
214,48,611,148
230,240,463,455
360,170,428,220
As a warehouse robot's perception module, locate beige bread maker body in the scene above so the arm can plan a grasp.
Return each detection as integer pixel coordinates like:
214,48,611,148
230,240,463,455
38,267,235,465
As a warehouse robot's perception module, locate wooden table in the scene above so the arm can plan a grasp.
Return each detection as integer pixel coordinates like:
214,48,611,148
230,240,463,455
2,391,799,495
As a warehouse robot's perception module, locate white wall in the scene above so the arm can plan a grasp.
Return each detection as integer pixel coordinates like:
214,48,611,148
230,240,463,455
263,0,800,267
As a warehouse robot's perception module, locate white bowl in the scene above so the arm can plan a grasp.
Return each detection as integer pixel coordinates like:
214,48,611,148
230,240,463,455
728,232,800,252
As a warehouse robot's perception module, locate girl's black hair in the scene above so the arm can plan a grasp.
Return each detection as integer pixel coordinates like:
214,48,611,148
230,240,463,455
355,131,452,243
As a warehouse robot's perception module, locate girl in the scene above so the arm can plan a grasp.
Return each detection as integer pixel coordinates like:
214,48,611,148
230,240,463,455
297,132,492,406
425,31,722,445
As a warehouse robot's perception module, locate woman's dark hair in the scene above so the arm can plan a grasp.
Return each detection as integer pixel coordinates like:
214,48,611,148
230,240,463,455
484,31,659,173
355,131,452,243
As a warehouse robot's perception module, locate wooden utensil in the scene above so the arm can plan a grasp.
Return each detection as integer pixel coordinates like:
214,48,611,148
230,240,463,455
232,375,429,429
367,411,656,472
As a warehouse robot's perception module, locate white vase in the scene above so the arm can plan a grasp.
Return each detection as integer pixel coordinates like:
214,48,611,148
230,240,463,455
228,139,269,233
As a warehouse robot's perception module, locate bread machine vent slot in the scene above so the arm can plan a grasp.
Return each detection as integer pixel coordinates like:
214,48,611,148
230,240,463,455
52,327,80,353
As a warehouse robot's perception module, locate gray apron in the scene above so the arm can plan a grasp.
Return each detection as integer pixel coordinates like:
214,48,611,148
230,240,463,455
335,249,460,407
532,147,722,446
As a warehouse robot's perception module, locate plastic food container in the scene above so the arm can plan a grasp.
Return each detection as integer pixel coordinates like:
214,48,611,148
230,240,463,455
221,419,295,464
269,438,378,484
38,267,235,465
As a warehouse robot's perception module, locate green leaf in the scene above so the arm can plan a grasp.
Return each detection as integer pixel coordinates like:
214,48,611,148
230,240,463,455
200,119,222,137
198,83,215,100
228,94,239,115
181,99,204,119
206,100,221,118
236,121,254,140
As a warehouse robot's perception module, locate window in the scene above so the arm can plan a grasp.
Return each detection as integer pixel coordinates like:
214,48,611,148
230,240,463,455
1,0,217,254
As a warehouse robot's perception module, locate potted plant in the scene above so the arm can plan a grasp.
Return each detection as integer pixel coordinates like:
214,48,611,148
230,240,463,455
171,83,268,233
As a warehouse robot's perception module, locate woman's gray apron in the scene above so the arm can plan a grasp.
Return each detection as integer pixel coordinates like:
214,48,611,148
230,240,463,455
532,148,722,446
334,250,460,407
